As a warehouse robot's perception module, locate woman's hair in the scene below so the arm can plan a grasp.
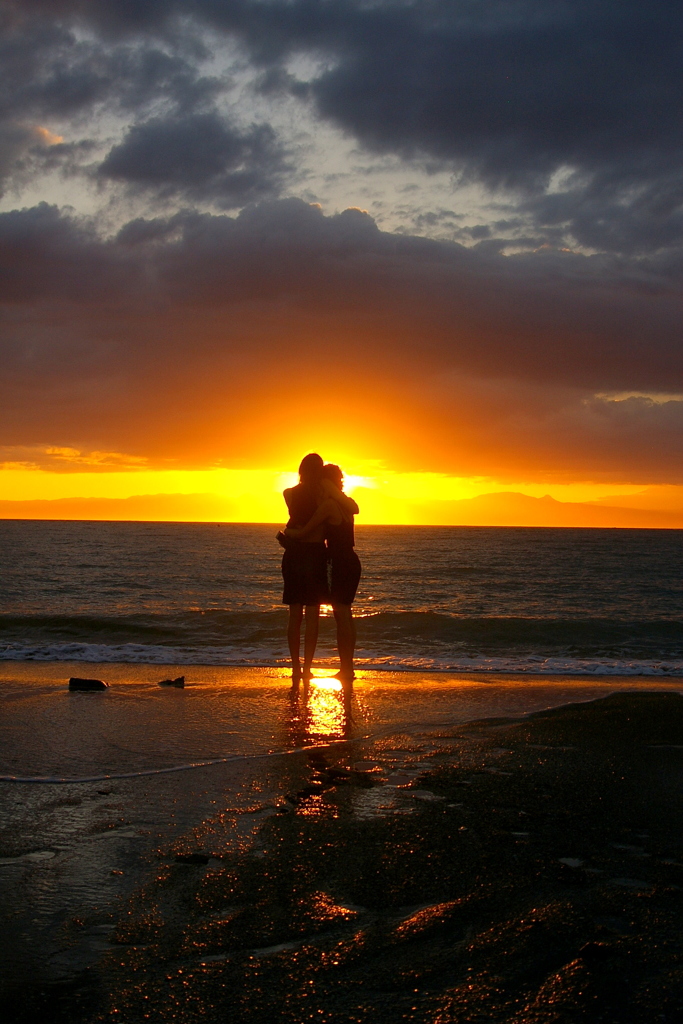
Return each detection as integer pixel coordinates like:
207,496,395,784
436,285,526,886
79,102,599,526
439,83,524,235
298,452,324,483
322,463,343,486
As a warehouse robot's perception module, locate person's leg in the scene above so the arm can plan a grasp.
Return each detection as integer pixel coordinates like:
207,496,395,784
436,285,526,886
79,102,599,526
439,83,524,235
333,603,355,680
287,604,304,680
303,604,320,679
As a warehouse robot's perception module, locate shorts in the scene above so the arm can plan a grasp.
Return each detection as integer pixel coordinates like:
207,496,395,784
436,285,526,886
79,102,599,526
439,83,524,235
330,551,362,606
282,542,329,606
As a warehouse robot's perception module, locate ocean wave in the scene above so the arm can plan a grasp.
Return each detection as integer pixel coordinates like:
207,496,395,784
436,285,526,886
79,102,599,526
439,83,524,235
1,640,683,676
0,610,288,647
1,610,683,675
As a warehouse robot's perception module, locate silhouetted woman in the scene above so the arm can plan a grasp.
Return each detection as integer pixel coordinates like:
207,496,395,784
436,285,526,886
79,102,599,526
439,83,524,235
285,464,360,682
279,453,328,682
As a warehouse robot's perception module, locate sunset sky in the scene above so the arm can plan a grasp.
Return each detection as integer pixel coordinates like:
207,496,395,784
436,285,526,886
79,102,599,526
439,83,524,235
1,0,683,525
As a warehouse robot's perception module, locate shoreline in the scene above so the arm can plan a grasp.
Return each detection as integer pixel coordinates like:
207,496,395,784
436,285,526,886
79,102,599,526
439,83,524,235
2,660,683,684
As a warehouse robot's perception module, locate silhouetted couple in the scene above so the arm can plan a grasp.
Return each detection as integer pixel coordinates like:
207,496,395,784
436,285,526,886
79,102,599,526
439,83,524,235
277,452,361,684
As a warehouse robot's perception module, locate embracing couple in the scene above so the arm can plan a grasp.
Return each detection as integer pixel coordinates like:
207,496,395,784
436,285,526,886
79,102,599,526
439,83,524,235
277,452,361,685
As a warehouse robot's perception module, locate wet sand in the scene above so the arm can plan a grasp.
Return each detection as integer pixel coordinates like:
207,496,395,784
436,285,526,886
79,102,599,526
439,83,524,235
1,669,683,1022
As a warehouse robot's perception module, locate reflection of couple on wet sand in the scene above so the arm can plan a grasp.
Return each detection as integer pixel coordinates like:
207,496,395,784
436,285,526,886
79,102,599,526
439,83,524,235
277,452,361,685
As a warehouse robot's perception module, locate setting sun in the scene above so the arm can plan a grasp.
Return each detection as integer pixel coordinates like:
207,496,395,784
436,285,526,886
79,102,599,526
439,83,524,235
2,453,683,527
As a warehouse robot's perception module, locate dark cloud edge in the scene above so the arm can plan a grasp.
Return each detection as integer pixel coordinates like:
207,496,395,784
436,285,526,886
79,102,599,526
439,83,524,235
1,197,682,395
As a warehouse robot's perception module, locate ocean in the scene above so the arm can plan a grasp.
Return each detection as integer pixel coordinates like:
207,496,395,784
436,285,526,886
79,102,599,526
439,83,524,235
2,519,683,986
2,519,683,675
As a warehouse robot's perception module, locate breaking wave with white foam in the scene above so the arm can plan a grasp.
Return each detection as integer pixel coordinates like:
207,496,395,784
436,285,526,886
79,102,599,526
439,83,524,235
1,610,683,675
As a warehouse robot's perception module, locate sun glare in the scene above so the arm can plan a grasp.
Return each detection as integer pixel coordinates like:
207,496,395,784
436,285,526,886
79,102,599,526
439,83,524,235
343,474,375,494
1,451,681,525
310,673,343,690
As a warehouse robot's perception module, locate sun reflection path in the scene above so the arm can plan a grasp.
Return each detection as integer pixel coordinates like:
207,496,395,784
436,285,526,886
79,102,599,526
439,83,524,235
285,670,355,748
306,673,346,740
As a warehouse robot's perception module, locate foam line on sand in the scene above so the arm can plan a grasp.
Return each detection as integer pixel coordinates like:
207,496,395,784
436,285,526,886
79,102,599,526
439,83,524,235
0,736,372,785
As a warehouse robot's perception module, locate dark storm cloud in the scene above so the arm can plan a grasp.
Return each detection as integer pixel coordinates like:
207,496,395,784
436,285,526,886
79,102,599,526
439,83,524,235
99,112,287,205
0,10,219,121
0,121,40,187
1,198,682,478
0,0,282,197
3,2,683,250
1,197,681,385
0,202,144,306
223,0,683,254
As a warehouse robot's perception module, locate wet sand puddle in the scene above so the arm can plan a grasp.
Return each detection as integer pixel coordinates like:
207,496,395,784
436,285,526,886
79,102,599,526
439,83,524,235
69,692,682,1024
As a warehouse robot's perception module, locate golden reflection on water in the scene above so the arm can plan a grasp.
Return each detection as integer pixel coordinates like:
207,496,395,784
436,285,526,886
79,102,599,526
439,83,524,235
308,674,345,738
286,670,353,747
309,890,359,923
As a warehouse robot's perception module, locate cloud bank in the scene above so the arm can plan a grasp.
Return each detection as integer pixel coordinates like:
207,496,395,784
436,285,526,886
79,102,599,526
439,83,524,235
1,198,682,480
1,1,682,489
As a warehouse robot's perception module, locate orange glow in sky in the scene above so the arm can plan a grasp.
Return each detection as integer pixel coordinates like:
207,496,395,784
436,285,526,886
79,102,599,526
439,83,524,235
1,10,682,534
2,454,683,527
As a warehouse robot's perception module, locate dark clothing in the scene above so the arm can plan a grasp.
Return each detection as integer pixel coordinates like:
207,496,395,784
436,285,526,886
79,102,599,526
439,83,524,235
326,520,361,605
285,483,318,528
281,482,328,605
327,518,355,551
282,541,329,606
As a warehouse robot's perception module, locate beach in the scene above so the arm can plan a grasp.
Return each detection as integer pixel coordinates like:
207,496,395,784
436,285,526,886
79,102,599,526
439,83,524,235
2,664,683,1022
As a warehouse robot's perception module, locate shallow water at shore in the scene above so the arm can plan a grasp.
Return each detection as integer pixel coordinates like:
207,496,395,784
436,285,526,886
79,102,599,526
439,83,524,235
1,663,682,994
2,676,683,1023
3,662,683,779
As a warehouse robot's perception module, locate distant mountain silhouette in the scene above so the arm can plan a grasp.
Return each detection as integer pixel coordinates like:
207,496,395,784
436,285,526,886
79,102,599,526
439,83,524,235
0,493,236,522
403,490,683,528
1,489,682,528
349,488,683,528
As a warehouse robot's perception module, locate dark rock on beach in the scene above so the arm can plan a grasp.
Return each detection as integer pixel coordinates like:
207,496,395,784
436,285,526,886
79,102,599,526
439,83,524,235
68,677,108,691
4,691,683,1024
158,676,185,687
